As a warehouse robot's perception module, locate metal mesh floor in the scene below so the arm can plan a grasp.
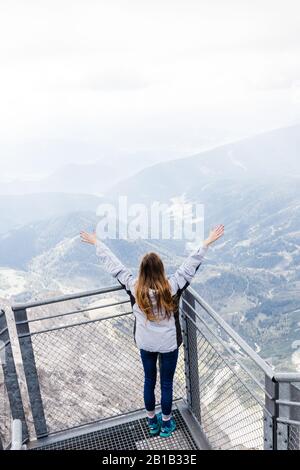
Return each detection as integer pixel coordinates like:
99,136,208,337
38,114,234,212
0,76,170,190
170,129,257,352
33,410,198,450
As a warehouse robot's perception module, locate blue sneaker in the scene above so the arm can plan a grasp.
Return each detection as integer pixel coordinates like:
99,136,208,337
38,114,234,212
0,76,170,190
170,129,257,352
160,416,176,438
147,412,162,436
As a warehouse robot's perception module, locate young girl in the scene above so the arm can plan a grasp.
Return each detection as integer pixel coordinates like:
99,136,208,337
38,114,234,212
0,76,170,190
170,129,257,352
80,224,224,438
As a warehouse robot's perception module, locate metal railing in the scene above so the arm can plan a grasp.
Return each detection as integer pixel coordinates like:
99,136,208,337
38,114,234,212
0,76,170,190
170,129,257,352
0,310,28,450
273,374,300,450
180,287,300,450
7,285,186,442
1,284,300,450
10,419,25,450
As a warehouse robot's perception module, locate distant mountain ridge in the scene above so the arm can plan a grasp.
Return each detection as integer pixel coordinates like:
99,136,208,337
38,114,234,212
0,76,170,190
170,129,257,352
0,192,102,233
0,149,184,196
106,124,300,202
0,124,300,370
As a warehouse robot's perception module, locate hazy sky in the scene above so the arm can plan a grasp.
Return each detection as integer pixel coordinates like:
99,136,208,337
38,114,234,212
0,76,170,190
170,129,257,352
0,0,299,180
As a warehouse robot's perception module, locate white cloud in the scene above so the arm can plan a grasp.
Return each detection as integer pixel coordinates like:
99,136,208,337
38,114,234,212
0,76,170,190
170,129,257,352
0,0,299,179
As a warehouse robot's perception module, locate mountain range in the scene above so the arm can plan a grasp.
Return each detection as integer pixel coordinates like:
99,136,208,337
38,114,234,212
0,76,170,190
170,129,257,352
0,124,299,370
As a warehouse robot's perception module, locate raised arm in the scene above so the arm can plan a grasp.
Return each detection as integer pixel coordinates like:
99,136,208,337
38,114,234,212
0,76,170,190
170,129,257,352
169,224,224,294
80,231,135,294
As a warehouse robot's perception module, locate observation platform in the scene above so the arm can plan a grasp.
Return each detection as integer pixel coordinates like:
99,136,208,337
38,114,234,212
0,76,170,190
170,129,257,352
28,404,206,451
1,285,300,451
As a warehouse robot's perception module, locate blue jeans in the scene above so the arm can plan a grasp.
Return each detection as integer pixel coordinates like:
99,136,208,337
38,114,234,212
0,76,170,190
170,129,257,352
140,348,179,417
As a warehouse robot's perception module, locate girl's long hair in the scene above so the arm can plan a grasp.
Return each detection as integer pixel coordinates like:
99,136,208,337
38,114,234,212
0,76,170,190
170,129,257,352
135,252,176,321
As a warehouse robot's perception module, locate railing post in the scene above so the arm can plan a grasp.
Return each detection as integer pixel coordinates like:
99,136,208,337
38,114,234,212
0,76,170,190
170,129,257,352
181,290,201,423
11,419,26,450
13,307,48,438
289,383,300,450
264,375,279,450
276,382,300,450
276,381,290,450
0,309,28,447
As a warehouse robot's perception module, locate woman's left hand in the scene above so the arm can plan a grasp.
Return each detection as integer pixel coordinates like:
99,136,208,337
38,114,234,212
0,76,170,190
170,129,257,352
203,224,225,247
80,231,97,245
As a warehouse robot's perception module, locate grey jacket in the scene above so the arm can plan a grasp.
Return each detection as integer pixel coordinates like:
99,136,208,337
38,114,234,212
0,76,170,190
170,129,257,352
96,240,209,353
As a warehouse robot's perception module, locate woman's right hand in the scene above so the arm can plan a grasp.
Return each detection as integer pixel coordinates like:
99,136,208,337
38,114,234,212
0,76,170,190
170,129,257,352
203,224,225,247
80,231,97,245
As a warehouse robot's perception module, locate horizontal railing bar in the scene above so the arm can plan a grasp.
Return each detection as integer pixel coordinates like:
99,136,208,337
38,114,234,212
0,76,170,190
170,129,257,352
180,304,271,400
180,307,270,409
16,299,130,325
274,373,300,382
276,399,300,407
17,310,133,337
185,287,275,378
12,284,124,311
277,417,300,426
